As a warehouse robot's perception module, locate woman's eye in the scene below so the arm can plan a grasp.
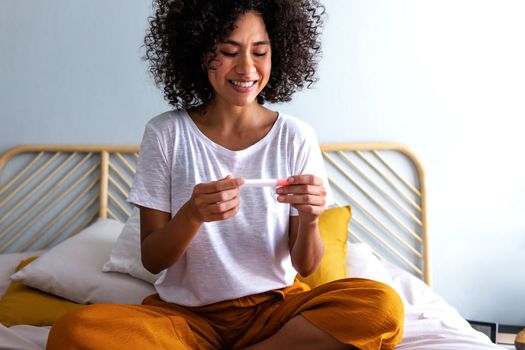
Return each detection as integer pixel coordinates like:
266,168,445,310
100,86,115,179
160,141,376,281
221,51,237,57
254,52,268,57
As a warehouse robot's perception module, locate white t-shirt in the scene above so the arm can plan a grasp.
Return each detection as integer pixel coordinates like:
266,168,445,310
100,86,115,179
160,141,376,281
128,110,332,306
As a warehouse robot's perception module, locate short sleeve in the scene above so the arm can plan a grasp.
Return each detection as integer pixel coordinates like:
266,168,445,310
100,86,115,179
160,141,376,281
290,127,335,216
127,123,171,213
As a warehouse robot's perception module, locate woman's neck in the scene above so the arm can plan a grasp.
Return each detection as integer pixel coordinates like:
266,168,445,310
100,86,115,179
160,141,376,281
198,100,264,132
190,100,278,151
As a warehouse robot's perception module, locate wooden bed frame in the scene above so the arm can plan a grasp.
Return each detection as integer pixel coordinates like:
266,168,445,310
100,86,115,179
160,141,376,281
0,143,430,286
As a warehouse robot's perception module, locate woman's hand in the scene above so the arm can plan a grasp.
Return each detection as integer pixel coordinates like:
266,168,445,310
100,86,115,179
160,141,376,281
276,175,327,223
187,175,244,223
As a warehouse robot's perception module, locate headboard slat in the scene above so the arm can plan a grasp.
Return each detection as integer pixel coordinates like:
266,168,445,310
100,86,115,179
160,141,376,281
356,151,422,213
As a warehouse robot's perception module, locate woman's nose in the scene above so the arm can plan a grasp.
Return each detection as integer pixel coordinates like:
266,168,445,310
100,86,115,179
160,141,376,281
236,54,256,75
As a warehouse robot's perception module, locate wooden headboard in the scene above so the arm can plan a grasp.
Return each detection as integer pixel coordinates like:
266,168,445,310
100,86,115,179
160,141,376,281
0,143,429,285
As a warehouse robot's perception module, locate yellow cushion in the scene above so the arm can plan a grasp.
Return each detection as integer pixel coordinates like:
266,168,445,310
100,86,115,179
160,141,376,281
0,257,84,327
297,206,352,288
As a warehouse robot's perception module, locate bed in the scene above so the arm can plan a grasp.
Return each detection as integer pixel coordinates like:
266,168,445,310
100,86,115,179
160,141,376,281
0,143,506,349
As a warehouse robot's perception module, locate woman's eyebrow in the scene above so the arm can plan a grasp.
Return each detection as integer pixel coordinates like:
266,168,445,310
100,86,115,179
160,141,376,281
221,39,270,47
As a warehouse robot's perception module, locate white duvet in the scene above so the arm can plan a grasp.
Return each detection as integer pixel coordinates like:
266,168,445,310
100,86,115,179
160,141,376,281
0,245,505,350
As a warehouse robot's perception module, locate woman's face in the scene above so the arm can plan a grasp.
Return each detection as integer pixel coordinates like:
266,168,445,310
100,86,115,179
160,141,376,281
207,11,272,108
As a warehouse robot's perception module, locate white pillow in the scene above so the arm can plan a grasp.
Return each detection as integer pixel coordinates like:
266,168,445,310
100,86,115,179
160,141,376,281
10,218,155,304
102,208,162,284
383,260,441,306
0,251,44,297
346,242,393,286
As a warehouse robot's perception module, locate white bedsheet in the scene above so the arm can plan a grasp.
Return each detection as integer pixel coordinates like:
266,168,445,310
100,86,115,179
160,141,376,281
0,255,506,349
398,301,505,349
385,261,505,349
0,324,50,350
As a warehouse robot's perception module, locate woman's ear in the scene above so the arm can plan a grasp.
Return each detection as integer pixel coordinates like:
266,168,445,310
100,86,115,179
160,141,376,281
200,54,207,71
201,51,212,71
203,50,221,71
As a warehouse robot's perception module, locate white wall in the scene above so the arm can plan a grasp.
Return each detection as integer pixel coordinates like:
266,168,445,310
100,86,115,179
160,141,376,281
311,0,525,326
1,0,524,325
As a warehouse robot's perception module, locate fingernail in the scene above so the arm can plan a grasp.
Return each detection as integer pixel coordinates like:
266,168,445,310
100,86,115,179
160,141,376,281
287,177,294,183
277,196,284,202
276,188,283,194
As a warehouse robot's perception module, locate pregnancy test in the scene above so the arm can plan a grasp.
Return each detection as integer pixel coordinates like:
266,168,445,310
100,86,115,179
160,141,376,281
243,179,289,187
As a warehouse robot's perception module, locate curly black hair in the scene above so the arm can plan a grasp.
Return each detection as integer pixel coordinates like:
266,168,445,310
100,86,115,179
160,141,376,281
144,0,325,109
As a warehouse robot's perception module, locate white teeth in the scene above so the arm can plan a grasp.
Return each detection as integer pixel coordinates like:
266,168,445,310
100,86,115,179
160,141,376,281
231,80,256,88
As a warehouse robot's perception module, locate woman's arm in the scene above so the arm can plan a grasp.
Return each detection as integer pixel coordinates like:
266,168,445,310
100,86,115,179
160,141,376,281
279,175,327,277
139,176,244,274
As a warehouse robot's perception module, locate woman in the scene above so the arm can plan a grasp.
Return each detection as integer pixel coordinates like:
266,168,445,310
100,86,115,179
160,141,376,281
47,1,404,349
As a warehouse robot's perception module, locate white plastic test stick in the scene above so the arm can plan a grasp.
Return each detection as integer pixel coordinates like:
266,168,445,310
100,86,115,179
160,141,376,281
243,179,289,187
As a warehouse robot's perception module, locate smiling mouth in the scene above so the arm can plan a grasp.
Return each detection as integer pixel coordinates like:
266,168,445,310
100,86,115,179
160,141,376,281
229,80,257,88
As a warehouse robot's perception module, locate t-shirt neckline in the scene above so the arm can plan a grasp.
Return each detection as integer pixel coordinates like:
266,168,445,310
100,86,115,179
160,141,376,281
182,110,282,157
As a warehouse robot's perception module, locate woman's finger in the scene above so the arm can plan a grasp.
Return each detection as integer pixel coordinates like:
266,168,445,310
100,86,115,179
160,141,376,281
194,177,244,195
276,193,326,207
286,174,323,186
276,184,325,196
196,187,240,206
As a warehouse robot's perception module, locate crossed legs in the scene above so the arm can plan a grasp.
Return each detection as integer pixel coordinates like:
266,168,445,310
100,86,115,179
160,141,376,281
242,315,351,350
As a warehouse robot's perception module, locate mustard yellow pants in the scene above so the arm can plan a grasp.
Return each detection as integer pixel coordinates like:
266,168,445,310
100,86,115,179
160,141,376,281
46,278,404,350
